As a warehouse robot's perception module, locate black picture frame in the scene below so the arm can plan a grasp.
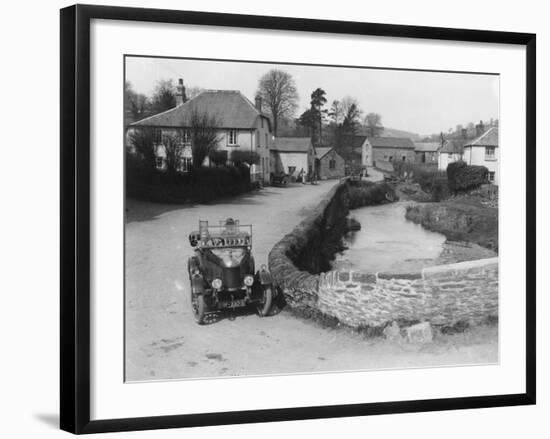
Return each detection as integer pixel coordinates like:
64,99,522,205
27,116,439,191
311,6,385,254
60,4,536,434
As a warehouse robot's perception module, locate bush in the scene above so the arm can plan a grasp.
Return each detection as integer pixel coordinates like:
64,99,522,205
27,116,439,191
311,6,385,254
209,150,228,166
393,161,449,201
447,161,488,193
230,150,261,165
347,181,397,209
125,153,254,203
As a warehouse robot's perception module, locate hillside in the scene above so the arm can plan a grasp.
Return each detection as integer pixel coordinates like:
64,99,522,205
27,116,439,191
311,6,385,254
381,127,422,140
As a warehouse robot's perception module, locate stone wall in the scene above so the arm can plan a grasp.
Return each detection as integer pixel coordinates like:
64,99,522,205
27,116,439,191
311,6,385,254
317,258,498,328
268,182,347,311
268,180,499,329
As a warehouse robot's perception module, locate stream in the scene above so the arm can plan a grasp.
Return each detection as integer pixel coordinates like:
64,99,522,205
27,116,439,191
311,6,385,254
333,201,447,273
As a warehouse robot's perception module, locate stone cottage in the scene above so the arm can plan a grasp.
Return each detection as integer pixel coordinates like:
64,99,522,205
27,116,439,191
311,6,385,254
365,136,416,166
314,147,345,179
414,142,440,165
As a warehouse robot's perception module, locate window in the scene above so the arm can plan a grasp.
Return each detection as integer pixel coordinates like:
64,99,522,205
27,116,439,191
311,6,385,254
261,118,264,129
228,130,238,145
177,129,191,145
485,146,496,159
488,171,495,183
402,156,406,161
176,157,192,173
154,128,162,144
155,157,164,169
329,159,336,169
265,133,268,148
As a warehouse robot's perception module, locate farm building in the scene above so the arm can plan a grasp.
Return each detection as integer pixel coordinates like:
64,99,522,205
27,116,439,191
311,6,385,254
366,137,416,166
270,137,315,180
314,147,345,179
414,142,440,165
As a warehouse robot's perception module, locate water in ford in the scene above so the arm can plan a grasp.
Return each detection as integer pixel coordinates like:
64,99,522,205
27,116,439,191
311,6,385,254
333,201,446,273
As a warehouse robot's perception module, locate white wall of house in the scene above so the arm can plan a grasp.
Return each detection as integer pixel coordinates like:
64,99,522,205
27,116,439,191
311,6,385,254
464,146,499,184
438,152,462,171
362,139,373,166
128,122,272,183
275,152,309,178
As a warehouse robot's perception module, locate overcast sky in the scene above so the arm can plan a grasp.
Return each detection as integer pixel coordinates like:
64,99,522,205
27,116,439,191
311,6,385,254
125,56,499,136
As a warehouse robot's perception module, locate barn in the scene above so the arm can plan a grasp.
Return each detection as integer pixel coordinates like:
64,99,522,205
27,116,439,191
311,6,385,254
314,147,345,179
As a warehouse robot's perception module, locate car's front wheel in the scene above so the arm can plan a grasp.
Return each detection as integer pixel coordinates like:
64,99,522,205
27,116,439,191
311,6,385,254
191,291,205,324
257,285,273,317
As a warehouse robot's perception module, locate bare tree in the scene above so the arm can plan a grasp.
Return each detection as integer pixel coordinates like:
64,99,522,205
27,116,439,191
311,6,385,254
341,96,363,135
188,109,222,168
128,126,157,170
125,81,151,124
162,134,182,175
328,100,344,125
363,112,384,138
255,69,299,136
151,79,177,114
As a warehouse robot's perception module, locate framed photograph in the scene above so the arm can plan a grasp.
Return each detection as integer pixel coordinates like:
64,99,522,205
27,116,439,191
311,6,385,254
60,4,536,434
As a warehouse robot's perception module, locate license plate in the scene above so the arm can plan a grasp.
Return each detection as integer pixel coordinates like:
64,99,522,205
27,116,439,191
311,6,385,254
219,299,246,309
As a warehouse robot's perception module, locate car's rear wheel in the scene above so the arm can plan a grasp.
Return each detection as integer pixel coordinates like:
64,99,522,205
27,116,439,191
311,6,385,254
257,285,273,317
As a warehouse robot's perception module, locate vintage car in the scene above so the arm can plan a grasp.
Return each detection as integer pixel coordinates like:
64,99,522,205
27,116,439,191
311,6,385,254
269,172,290,187
187,218,275,324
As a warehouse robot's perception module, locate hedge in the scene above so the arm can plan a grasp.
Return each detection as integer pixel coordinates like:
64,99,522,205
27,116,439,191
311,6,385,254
126,152,255,203
447,161,489,193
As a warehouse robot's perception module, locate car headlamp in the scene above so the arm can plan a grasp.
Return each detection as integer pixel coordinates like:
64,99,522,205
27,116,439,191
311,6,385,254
212,278,222,289
244,275,254,286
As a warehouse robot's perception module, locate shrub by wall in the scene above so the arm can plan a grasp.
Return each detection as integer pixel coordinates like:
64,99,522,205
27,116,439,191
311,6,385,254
392,161,450,201
447,161,488,193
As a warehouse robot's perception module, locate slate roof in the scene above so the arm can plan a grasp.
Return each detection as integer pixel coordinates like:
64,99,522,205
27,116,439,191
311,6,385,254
440,139,464,154
342,135,368,150
131,90,271,130
464,127,499,148
368,136,415,149
315,147,334,160
414,142,440,152
271,137,312,153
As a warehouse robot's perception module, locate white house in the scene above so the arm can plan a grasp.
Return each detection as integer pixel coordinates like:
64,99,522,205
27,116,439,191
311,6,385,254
270,137,315,178
438,140,464,171
128,83,273,183
463,127,499,184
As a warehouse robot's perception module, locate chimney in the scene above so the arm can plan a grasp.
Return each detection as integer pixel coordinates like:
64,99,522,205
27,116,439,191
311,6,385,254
176,78,186,106
255,96,262,111
475,120,485,138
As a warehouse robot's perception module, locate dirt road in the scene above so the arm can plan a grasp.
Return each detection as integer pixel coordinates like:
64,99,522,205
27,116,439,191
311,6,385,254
125,181,497,381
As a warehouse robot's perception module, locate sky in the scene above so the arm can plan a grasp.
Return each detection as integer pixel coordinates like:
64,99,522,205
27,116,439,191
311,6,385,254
125,56,499,136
